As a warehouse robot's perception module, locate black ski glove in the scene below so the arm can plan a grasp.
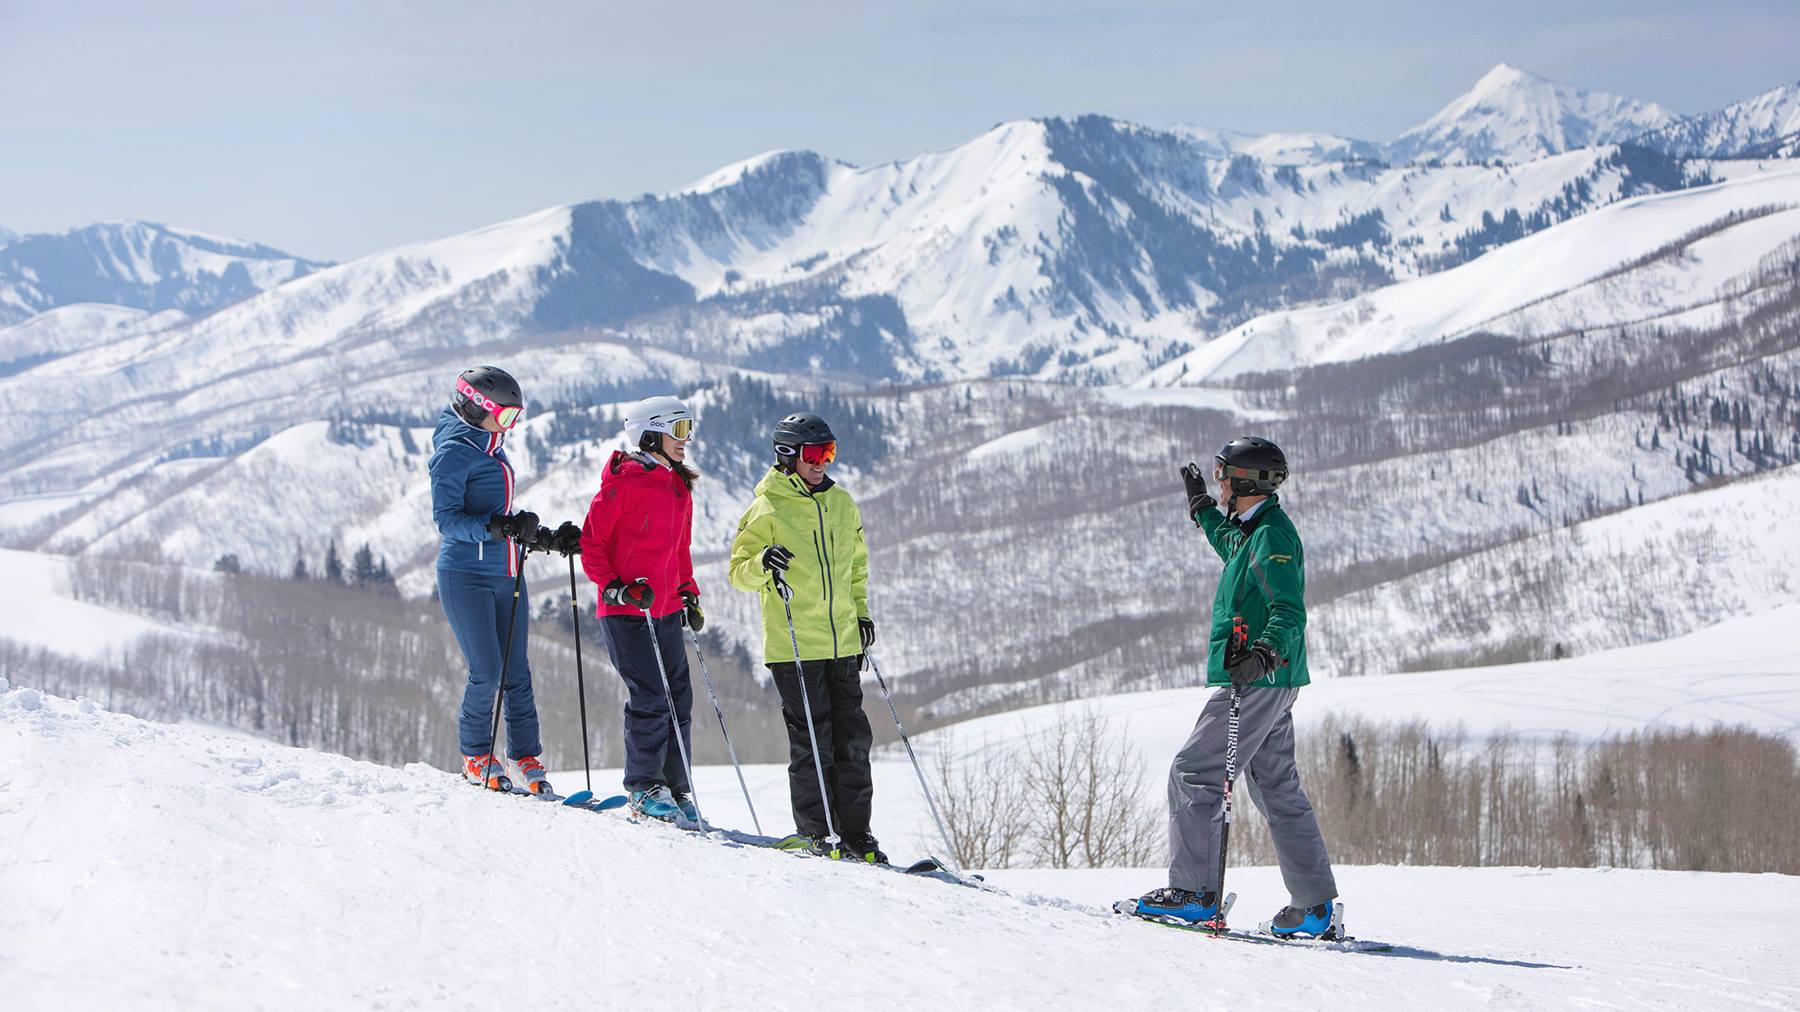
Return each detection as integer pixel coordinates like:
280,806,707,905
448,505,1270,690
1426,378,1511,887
487,510,540,541
547,521,583,556
1181,463,1217,525
1223,639,1280,691
761,544,795,574
680,590,704,632
858,617,876,650
602,578,655,610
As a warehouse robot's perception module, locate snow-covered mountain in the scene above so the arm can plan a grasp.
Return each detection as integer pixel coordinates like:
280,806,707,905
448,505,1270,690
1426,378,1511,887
1388,64,1676,165
1637,80,1800,159
1168,124,1383,165
0,224,16,248
0,221,327,327
1147,166,1800,381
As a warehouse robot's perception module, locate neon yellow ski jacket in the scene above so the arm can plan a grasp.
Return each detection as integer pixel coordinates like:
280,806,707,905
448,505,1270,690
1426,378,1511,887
728,467,871,665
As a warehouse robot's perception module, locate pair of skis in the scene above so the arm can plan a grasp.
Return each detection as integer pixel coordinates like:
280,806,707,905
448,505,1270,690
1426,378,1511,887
1111,894,1392,953
469,775,629,813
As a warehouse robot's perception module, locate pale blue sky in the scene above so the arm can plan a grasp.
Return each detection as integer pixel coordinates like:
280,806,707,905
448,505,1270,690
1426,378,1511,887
3,0,1794,261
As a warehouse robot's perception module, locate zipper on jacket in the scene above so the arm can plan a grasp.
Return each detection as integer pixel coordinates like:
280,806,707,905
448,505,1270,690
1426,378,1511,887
809,492,842,658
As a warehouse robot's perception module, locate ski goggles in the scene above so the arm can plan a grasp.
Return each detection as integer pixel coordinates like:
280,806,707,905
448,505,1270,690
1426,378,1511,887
799,441,836,466
665,418,695,440
1215,460,1280,483
456,377,524,429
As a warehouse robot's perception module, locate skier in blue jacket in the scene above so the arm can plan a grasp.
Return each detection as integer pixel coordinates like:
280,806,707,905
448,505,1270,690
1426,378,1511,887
429,366,552,794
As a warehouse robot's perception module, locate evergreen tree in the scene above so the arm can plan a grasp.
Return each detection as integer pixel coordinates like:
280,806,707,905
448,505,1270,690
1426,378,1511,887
351,543,378,587
213,554,242,575
324,541,344,583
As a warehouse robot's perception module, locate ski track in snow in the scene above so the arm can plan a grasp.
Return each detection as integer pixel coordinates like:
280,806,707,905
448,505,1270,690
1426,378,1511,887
4,685,1798,1011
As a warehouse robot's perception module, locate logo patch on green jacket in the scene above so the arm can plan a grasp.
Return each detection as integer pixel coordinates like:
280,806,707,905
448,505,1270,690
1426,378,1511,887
1265,553,1293,564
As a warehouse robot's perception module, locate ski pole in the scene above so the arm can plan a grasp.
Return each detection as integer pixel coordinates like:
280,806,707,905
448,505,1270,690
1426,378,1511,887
568,554,593,796
865,650,961,874
775,573,839,847
643,608,707,833
483,540,531,789
1216,616,1248,906
685,623,762,835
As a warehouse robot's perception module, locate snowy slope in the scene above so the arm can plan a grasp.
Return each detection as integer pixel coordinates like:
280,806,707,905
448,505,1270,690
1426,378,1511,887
1146,165,1800,382
0,303,184,373
7,684,1798,1011
1389,64,1676,165
0,221,326,326
0,549,178,661
1638,81,1800,159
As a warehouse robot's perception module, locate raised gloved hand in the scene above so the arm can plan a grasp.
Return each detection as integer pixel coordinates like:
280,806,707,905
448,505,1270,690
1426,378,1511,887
547,521,582,556
761,544,794,574
1223,639,1279,691
680,590,704,632
858,617,876,650
1181,463,1217,525
487,510,540,541
602,578,655,610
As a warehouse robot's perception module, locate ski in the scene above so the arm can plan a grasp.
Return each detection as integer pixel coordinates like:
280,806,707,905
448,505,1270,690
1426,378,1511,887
466,777,626,811
560,789,629,813
1110,899,1393,953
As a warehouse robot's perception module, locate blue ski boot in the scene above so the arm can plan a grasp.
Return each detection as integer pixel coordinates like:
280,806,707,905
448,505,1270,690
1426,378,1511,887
628,785,681,821
1134,887,1220,925
672,790,699,823
1268,903,1335,939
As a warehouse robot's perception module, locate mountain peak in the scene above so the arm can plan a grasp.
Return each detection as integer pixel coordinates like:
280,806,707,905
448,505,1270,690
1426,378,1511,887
1471,62,1540,92
1390,64,1675,164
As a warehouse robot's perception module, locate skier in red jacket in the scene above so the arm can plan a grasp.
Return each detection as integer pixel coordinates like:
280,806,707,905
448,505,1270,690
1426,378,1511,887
578,396,702,822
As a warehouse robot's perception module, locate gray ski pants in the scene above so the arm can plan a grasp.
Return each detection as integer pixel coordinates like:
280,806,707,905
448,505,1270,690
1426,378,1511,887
1167,685,1338,907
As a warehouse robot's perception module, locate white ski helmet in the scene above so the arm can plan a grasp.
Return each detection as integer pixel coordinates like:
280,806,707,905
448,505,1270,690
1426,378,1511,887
624,395,695,453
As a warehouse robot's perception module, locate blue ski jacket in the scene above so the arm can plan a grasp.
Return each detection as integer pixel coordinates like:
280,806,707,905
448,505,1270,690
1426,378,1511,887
428,407,517,577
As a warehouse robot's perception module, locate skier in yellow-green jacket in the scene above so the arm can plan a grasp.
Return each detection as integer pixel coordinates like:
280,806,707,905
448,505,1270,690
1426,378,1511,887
728,411,884,864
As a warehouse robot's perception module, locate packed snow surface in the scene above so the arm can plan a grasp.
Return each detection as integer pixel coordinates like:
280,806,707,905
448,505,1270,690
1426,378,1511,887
5,687,1797,1011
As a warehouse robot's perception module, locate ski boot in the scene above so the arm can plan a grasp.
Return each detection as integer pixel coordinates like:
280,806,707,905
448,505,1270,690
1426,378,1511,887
627,785,682,821
513,756,553,796
1133,887,1222,926
671,790,699,823
462,754,509,791
839,833,889,865
1267,903,1336,939
775,834,835,857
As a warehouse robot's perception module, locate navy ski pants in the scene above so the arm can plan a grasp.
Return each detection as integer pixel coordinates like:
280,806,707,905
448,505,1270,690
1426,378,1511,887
601,612,693,793
439,567,542,759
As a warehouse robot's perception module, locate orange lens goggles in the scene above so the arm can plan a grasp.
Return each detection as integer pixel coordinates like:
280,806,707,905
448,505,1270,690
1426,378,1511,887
800,441,836,466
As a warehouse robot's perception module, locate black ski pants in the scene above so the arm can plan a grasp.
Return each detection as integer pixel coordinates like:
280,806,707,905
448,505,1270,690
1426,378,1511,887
769,656,874,841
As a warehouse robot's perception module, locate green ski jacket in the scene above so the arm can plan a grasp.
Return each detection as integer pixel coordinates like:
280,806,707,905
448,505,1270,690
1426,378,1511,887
1197,494,1310,689
728,467,871,665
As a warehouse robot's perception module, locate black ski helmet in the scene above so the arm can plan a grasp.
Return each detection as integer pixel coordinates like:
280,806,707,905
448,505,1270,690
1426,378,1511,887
452,366,524,428
1216,436,1288,496
772,411,835,468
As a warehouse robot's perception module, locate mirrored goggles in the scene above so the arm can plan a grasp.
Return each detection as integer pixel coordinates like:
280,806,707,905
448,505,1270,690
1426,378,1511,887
667,417,694,440
800,441,837,466
457,376,524,430
1216,461,1273,483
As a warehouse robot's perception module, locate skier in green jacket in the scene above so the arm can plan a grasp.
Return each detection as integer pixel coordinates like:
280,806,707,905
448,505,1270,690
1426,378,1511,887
1129,436,1341,938
728,411,884,864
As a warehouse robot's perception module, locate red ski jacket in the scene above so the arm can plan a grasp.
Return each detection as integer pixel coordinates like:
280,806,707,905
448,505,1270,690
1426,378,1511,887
579,451,697,620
